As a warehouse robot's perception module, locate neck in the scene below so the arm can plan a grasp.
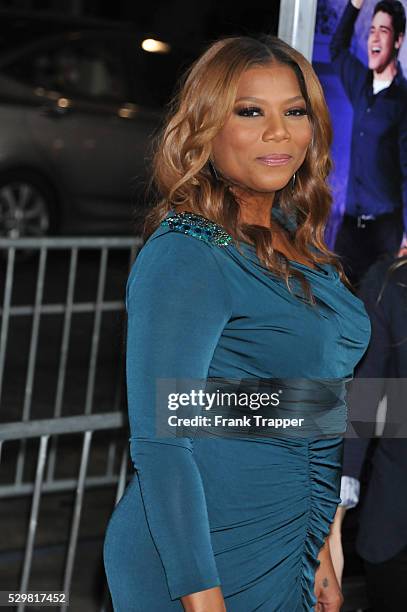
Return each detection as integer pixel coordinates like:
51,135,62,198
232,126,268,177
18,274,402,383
373,58,398,81
235,190,275,228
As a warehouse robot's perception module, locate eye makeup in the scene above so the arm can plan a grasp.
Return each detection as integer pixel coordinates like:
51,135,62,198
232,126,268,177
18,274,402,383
234,105,308,118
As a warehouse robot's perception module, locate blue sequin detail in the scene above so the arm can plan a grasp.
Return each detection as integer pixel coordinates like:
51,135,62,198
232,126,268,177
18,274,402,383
161,212,233,247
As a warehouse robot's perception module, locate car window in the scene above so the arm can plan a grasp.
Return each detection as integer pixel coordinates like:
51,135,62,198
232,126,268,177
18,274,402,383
3,37,127,102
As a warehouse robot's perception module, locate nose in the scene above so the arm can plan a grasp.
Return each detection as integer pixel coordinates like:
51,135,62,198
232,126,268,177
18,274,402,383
262,114,290,142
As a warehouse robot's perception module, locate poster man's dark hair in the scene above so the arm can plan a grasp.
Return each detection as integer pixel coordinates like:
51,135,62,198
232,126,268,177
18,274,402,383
374,1,406,39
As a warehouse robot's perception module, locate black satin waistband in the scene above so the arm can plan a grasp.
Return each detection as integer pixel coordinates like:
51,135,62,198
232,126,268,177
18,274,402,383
170,377,352,440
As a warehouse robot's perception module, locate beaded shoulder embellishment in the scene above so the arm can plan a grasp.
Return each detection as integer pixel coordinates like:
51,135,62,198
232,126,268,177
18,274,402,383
161,212,233,247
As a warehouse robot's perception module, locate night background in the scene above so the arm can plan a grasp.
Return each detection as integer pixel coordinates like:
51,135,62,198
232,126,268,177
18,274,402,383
0,0,281,52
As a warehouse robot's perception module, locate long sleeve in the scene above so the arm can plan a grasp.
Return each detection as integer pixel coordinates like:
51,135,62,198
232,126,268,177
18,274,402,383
342,262,392,480
125,230,232,601
329,0,368,106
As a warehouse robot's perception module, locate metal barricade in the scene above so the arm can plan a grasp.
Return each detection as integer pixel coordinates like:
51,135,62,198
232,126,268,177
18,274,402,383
0,236,141,497
0,413,128,611
0,236,141,610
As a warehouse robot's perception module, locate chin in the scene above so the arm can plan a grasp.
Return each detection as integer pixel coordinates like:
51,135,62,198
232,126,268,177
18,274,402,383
368,57,380,70
252,173,294,193
368,56,390,72
250,181,291,194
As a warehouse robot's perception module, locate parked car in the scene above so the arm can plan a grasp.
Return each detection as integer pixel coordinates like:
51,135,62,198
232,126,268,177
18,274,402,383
0,11,186,237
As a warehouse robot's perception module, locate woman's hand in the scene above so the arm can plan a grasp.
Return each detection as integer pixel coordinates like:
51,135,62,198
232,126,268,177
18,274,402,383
181,585,226,612
314,538,344,611
351,0,364,9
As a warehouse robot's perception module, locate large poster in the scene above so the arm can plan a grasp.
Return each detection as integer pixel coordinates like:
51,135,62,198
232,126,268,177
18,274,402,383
312,0,407,248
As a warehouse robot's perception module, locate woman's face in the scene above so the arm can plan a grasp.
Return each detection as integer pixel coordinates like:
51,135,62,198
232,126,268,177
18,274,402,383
211,63,313,195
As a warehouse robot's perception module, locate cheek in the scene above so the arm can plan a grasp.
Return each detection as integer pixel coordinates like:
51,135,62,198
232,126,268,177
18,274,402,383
223,125,259,151
295,122,313,148
380,34,390,50
213,124,257,162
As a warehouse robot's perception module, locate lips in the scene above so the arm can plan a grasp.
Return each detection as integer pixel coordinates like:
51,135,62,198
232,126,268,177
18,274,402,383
257,154,292,166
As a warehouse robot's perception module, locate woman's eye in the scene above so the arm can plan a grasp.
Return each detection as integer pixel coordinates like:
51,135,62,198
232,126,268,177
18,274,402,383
236,106,263,117
286,108,308,117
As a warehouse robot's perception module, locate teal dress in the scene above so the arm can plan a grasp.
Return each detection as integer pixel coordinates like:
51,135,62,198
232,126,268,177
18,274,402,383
103,210,371,611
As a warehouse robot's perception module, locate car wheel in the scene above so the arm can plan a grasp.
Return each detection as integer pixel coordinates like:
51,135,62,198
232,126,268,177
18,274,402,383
0,171,58,239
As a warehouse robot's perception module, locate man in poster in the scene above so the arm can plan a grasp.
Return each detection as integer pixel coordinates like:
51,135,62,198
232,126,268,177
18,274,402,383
330,0,407,285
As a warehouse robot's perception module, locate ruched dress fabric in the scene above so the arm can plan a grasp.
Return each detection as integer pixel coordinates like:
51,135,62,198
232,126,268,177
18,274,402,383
103,211,371,611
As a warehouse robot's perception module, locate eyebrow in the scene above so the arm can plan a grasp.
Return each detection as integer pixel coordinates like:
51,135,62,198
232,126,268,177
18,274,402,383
370,25,391,32
235,95,305,104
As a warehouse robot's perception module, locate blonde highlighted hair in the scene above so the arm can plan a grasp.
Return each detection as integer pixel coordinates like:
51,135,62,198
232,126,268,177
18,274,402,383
143,35,351,302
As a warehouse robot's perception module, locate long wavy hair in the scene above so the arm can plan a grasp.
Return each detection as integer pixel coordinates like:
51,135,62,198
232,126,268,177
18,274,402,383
143,35,351,303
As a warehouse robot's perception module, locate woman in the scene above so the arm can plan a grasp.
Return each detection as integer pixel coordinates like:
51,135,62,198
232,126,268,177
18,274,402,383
103,35,371,611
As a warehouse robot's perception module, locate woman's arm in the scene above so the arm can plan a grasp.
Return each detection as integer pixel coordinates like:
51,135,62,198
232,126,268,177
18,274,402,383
328,506,347,586
314,537,344,611
181,586,226,612
126,230,232,605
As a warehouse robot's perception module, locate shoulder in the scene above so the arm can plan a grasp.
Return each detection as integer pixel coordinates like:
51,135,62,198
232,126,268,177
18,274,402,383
148,211,232,248
378,256,407,301
134,211,232,270
393,70,407,106
360,255,407,306
127,211,233,303
397,68,407,93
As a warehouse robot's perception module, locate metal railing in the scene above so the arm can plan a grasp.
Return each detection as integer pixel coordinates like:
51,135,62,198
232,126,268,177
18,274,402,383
0,236,141,498
0,412,129,611
0,236,141,610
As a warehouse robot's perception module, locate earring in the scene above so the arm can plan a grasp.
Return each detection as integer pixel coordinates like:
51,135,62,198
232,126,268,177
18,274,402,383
208,159,220,181
291,172,296,195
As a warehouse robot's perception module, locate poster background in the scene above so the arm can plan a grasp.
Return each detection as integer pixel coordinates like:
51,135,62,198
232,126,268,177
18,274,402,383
312,0,407,247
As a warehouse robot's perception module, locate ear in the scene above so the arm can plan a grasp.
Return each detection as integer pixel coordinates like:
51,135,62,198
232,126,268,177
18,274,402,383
395,33,404,49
